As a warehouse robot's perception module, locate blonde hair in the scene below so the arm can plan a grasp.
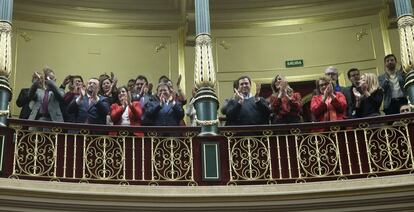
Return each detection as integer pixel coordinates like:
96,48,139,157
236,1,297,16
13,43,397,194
361,73,380,94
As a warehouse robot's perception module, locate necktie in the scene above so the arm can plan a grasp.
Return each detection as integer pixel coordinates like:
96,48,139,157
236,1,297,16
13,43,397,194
88,96,95,107
41,90,49,115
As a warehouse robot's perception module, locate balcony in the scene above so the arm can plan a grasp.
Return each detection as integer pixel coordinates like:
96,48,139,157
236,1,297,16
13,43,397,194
0,113,413,210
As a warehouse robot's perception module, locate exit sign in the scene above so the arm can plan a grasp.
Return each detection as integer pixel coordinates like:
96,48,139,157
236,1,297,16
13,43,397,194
285,59,304,68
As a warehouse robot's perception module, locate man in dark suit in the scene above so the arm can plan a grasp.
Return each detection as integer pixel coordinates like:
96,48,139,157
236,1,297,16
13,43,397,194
16,72,42,119
132,75,155,125
225,76,271,125
144,83,184,126
67,77,110,125
342,68,361,118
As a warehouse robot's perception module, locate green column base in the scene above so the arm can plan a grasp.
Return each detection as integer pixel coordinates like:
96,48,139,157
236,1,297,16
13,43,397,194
194,87,219,136
201,142,220,181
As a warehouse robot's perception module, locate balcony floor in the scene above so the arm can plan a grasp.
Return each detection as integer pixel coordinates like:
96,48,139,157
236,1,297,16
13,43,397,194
0,175,413,211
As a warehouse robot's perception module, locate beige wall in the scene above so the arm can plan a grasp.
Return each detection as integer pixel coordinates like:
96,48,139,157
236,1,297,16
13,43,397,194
10,13,400,117
10,21,178,116
389,28,402,61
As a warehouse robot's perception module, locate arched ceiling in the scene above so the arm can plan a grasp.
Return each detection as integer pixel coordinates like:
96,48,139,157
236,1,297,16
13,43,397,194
12,0,387,29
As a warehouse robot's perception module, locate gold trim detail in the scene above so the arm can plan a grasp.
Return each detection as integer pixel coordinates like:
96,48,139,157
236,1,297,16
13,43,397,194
397,15,414,73
0,110,9,116
195,118,219,126
0,22,12,78
191,94,218,103
194,34,216,88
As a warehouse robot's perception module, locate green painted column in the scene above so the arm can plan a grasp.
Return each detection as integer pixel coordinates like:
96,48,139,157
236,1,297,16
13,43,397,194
394,0,414,110
0,0,13,126
194,0,221,181
194,0,219,136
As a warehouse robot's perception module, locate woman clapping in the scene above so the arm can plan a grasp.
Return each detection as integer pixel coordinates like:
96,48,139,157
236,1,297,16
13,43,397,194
269,75,302,124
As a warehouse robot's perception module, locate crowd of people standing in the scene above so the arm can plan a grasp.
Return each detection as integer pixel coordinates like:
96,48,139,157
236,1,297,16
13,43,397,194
15,54,411,128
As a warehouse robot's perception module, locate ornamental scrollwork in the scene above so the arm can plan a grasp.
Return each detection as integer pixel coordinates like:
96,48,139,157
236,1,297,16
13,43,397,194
152,137,193,181
227,135,272,181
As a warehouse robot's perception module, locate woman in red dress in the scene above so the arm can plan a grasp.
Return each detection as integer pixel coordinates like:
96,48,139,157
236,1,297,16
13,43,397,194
269,74,302,124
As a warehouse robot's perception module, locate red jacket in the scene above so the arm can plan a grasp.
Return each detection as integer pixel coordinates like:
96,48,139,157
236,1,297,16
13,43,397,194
269,92,302,119
110,102,143,136
311,92,347,122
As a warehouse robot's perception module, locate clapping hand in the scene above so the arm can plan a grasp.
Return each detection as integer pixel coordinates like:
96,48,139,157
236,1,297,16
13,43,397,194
255,83,261,101
234,88,244,104
353,87,362,100
176,74,182,88
278,81,287,98
160,93,166,105
62,75,72,87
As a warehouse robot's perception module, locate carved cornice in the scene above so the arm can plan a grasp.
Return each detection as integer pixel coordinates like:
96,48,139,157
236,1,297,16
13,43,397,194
12,0,385,29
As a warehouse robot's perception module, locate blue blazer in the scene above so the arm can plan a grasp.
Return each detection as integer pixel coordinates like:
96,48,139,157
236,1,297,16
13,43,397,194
67,95,110,125
144,99,184,126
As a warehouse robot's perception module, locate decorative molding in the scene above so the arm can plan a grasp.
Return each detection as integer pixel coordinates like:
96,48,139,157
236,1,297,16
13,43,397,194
11,0,385,30
355,28,368,41
219,40,231,50
19,32,32,42
155,42,167,53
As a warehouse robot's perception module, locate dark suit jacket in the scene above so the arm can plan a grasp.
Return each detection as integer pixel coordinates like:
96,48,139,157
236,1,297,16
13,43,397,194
67,95,110,125
16,88,32,119
342,86,357,119
144,99,184,126
226,97,271,125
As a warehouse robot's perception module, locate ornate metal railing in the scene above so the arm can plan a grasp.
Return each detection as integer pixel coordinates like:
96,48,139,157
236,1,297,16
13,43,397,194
0,113,413,186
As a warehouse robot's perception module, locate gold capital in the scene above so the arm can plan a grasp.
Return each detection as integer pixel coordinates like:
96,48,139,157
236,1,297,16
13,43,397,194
0,21,12,78
194,34,216,88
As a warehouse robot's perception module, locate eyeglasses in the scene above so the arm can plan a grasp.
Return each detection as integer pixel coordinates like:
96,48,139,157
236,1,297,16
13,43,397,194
400,108,411,113
319,82,330,87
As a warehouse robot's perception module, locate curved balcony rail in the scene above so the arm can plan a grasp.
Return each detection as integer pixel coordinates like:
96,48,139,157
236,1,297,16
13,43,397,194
0,113,413,186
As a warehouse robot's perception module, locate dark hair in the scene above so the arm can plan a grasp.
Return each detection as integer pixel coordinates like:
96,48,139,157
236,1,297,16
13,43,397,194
233,79,239,89
158,75,170,84
128,79,135,85
347,68,359,79
384,54,397,62
237,76,251,85
136,75,148,84
315,76,331,95
115,85,128,105
70,75,83,82
98,73,111,83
